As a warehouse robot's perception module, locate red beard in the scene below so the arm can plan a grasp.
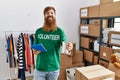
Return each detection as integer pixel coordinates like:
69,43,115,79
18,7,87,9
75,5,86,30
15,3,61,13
45,16,55,24
43,16,57,31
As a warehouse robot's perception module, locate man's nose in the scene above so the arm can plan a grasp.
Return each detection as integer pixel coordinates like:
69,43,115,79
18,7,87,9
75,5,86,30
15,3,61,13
48,13,52,16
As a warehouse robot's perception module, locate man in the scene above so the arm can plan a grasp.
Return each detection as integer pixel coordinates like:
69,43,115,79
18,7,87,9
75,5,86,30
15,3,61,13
33,6,73,80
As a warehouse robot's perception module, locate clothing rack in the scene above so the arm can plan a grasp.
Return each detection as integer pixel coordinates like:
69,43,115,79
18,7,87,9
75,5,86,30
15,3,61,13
3,30,35,80
4,30,34,38
1,30,35,32
4,30,35,35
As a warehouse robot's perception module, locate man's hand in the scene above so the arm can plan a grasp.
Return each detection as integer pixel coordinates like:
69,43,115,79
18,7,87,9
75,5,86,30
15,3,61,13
66,42,73,52
33,49,41,55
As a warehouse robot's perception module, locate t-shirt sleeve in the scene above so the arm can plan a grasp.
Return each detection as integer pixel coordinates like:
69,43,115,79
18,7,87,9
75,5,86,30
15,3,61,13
60,29,67,42
33,31,38,45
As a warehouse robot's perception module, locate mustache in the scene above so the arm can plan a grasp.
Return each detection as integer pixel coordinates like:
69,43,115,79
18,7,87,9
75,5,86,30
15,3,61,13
47,16,53,19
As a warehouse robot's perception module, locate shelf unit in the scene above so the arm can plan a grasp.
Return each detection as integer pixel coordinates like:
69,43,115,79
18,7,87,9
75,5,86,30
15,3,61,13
80,17,120,66
99,16,120,68
80,1,120,67
80,17,101,66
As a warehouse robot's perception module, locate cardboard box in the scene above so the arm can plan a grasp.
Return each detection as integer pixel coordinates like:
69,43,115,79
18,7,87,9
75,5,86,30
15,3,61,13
80,7,88,18
114,49,120,58
100,3,114,17
71,43,76,56
58,67,67,80
60,54,72,68
72,63,85,67
94,55,98,65
80,24,100,37
80,37,90,48
93,19,100,25
84,50,94,63
89,19,100,25
72,50,83,64
75,65,115,80
89,24,100,37
113,1,120,16
99,59,109,68
102,20,108,30
108,31,120,46
80,24,89,35
100,1,120,17
100,0,113,4
100,45,113,61
88,5,99,17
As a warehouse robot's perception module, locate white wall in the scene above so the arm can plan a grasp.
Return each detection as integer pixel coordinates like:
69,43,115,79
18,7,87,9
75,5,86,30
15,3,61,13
0,0,100,79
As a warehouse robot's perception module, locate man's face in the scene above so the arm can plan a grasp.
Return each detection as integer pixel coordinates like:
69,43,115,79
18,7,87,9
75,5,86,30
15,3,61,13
44,9,56,23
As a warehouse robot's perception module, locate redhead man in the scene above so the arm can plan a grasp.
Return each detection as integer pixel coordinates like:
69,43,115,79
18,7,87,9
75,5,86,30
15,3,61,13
33,6,73,80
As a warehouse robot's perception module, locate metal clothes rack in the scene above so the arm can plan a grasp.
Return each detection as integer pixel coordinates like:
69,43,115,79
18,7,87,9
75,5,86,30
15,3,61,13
2,30,34,80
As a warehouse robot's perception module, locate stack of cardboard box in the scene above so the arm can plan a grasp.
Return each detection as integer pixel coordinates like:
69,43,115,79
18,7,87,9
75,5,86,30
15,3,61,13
100,0,120,17
58,43,83,80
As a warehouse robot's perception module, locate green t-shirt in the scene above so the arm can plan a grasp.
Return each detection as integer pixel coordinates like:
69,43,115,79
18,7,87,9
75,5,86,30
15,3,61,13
34,27,67,72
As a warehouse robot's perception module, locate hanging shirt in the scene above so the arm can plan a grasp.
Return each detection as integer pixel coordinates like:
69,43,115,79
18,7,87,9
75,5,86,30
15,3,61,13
24,33,32,72
17,33,26,70
30,34,35,68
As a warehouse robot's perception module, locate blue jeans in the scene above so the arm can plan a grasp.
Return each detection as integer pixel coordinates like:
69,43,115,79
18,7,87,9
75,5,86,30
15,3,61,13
34,69,60,80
